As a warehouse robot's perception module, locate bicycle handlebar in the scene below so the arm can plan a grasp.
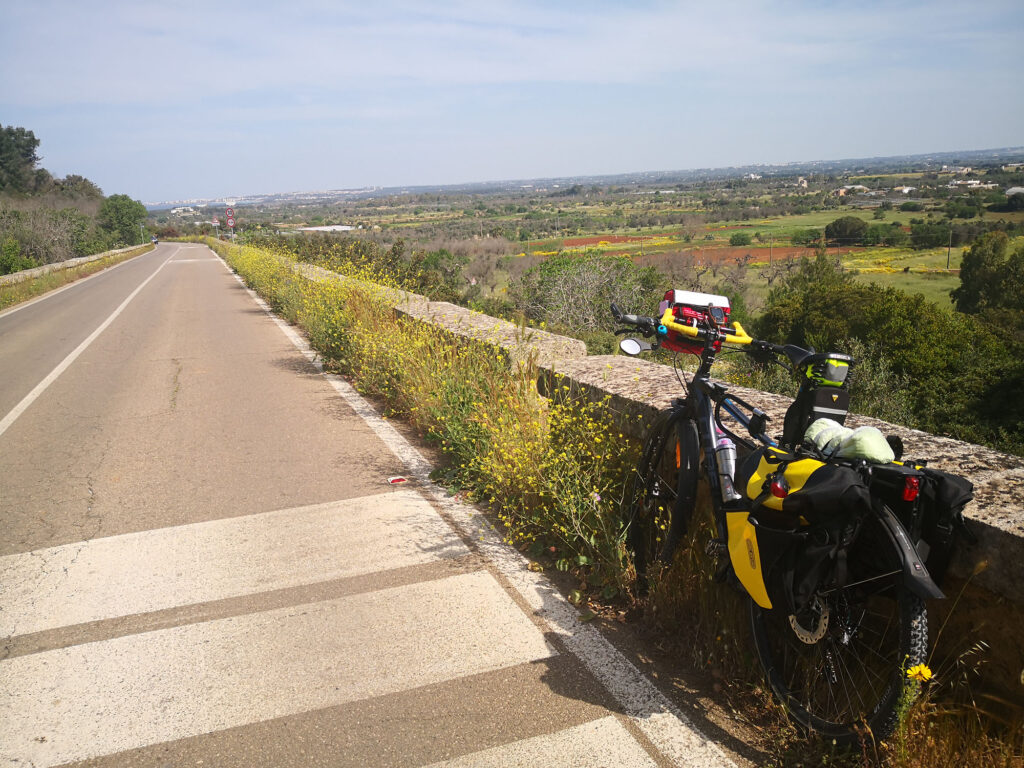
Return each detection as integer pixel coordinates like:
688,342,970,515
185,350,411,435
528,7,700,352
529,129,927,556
612,301,817,366
611,302,660,336
657,308,753,346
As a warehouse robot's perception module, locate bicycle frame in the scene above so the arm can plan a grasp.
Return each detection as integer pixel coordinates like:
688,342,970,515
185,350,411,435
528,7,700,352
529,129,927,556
655,334,772,558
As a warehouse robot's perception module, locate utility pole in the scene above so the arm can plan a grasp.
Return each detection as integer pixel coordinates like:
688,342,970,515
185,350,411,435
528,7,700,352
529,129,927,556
946,228,952,270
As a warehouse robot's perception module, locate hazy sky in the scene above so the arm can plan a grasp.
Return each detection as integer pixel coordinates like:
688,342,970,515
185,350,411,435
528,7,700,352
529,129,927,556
2,0,1022,203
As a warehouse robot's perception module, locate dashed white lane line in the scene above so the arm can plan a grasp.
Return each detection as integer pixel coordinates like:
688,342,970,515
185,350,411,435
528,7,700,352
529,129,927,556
219,251,738,768
0,570,555,768
0,249,179,441
0,489,466,637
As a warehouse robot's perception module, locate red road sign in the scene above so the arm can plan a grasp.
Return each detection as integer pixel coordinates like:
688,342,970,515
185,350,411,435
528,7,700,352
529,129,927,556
226,217,235,228
225,207,234,217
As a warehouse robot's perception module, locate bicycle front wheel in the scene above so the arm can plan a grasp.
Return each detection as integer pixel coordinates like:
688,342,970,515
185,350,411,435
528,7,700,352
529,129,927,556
749,510,928,744
625,412,700,582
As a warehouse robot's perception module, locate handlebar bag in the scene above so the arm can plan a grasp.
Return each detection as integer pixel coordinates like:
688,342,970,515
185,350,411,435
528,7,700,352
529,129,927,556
658,289,730,355
729,447,871,613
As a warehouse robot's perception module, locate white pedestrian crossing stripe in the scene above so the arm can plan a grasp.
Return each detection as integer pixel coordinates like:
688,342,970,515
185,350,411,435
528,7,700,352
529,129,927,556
0,493,735,768
0,570,554,767
0,489,465,637
425,717,660,768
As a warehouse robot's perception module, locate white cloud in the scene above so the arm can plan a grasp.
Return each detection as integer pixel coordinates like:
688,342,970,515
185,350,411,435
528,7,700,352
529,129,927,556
3,0,1019,108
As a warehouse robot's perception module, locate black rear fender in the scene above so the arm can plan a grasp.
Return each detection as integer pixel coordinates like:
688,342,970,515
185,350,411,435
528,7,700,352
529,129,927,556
875,504,945,600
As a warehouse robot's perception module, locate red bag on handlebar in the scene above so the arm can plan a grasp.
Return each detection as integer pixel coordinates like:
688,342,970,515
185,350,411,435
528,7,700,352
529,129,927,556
659,289,730,355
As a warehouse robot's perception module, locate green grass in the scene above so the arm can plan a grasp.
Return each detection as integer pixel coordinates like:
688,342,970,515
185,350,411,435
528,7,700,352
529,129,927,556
707,209,920,236
738,245,964,311
841,245,963,271
853,270,959,308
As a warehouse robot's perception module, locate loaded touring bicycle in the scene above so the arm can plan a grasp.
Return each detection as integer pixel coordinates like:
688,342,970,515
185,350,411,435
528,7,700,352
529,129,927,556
613,289,974,743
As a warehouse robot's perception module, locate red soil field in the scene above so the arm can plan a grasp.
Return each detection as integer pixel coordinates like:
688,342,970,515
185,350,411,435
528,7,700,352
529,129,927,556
635,245,822,268
562,234,661,246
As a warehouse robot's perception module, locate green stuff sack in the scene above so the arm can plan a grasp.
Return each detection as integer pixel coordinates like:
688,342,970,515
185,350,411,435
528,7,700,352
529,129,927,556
836,426,895,464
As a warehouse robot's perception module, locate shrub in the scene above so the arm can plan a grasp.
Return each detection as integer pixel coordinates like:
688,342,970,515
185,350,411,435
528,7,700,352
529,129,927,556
0,235,36,275
824,215,868,245
510,253,661,334
790,228,822,247
756,252,1024,452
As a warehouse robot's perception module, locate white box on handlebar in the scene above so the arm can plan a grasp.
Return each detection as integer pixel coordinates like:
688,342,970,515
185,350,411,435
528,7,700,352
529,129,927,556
658,289,732,355
659,289,731,316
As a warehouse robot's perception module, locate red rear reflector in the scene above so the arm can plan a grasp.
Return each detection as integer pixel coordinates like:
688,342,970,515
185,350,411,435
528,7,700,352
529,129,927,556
903,477,920,502
770,479,789,498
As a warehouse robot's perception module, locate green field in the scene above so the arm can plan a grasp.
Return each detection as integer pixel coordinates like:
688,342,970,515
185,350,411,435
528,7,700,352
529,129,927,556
853,269,958,307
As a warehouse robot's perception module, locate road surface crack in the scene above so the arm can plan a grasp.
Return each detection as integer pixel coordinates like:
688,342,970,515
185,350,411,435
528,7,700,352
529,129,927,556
170,357,183,410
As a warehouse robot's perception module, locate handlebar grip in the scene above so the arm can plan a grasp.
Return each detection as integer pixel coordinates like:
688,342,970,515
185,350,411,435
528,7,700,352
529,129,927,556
724,321,753,346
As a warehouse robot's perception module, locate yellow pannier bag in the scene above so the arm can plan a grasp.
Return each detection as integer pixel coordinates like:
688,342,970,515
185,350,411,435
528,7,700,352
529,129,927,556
739,446,828,513
730,447,872,611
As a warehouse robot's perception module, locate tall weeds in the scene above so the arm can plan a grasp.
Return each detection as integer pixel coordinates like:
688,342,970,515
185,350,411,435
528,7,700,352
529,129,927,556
218,240,634,590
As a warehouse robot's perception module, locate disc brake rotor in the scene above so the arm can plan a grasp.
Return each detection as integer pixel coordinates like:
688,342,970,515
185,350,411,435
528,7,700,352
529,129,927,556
789,598,830,644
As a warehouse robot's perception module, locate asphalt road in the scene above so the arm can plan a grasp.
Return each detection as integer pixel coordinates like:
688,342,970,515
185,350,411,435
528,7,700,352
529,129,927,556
0,243,740,767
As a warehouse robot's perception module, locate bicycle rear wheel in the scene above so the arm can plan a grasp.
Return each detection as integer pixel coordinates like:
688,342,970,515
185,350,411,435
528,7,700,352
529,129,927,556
749,509,928,744
625,411,700,582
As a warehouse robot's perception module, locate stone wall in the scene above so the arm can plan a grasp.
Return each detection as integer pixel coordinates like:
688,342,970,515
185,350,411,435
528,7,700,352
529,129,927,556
295,259,1024,603
0,245,150,286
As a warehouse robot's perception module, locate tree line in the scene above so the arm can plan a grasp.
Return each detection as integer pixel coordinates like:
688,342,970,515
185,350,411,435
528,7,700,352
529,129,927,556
0,124,149,275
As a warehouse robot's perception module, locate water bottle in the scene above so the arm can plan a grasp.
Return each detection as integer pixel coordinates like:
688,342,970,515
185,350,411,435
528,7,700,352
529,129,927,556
716,435,742,502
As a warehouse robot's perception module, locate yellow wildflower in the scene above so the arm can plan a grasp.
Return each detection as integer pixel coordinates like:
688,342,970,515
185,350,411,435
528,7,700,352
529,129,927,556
906,664,933,682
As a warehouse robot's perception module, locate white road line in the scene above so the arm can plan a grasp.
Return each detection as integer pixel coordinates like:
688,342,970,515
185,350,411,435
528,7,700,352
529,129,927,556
218,250,738,768
0,249,179,440
0,571,555,768
425,717,659,768
0,489,467,637
0,246,157,321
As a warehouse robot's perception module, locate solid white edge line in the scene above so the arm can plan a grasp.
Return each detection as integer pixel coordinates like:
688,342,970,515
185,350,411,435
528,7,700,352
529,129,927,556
214,249,738,768
0,248,180,441
0,244,165,321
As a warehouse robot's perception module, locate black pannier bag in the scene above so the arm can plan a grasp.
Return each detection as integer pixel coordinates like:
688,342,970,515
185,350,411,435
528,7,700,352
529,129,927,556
782,352,854,449
732,447,872,614
868,462,976,585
